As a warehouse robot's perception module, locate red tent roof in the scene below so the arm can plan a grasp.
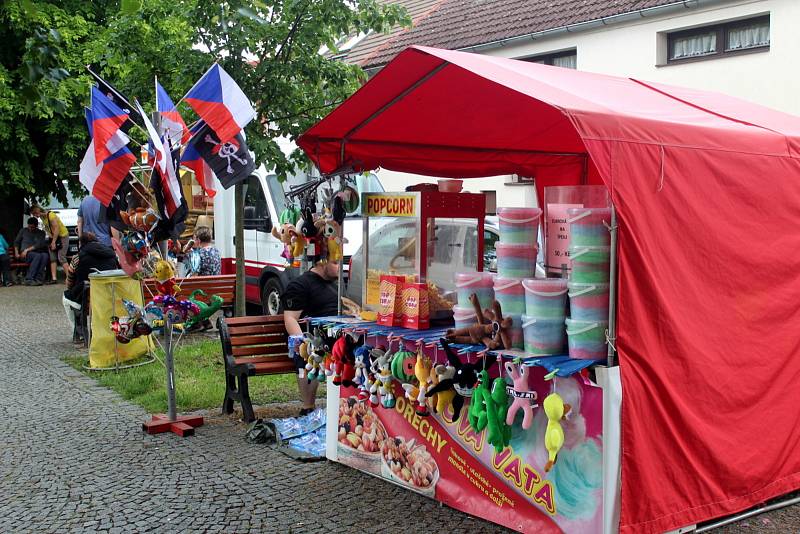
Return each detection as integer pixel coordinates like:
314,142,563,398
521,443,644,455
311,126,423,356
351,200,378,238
300,46,800,534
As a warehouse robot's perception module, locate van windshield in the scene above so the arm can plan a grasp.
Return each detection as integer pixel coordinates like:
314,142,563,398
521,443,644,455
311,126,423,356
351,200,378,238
266,174,288,216
42,190,81,210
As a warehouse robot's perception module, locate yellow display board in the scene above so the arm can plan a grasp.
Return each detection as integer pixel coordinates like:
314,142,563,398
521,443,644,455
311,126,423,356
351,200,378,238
89,273,152,369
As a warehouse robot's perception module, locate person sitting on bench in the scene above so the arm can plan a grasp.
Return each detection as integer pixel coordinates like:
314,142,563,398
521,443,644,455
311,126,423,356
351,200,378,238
14,217,49,286
0,228,13,287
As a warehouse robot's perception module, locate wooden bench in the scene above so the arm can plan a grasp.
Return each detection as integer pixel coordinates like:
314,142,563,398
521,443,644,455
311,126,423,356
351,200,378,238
141,274,236,316
10,260,28,282
218,314,296,422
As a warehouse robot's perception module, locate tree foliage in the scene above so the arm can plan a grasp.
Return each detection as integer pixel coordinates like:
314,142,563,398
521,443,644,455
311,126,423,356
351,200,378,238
0,0,408,203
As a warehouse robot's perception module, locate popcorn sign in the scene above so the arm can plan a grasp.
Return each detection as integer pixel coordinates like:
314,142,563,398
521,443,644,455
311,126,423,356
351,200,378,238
364,195,417,217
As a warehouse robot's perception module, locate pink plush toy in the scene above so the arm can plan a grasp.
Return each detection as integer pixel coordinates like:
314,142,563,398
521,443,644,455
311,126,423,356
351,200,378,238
504,360,538,429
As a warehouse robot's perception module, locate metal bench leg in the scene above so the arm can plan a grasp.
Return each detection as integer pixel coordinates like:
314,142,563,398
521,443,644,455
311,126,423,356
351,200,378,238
238,374,256,423
222,370,237,415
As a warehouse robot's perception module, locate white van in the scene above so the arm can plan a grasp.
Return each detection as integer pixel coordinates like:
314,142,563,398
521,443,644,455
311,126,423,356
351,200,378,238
215,165,384,314
24,186,80,259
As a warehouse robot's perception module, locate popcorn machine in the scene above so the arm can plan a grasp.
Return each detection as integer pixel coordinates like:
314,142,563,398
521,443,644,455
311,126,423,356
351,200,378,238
360,191,486,318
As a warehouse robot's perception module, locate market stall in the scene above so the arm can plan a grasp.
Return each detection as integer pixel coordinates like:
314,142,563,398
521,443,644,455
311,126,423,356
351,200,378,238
298,46,800,534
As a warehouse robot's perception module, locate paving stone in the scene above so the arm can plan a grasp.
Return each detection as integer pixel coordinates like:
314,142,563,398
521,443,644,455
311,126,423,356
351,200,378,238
0,285,514,533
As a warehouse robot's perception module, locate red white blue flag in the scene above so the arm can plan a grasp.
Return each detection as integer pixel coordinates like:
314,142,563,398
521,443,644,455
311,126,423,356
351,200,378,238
80,107,135,206
91,86,129,163
156,80,190,145
184,64,255,144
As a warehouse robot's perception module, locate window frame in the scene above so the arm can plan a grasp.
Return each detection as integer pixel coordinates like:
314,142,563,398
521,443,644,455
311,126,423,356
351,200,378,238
666,14,770,64
519,49,577,68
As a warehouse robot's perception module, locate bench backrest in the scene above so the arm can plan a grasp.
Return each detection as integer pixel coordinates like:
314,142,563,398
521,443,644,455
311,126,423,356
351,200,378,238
142,274,235,307
218,314,291,367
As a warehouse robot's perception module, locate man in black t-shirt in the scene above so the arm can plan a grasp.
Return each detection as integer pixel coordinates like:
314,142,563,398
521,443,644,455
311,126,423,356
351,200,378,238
282,260,341,416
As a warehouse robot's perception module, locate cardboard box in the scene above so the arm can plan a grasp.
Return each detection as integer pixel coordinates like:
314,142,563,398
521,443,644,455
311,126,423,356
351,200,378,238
401,282,430,330
377,275,405,326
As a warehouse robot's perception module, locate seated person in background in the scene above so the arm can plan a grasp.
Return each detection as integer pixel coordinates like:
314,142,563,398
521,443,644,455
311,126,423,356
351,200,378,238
14,217,49,286
64,232,118,303
0,228,13,287
282,259,341,416
193,226,221,276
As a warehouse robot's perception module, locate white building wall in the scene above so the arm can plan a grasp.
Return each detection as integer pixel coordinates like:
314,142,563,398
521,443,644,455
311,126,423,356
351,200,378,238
378,0,792,207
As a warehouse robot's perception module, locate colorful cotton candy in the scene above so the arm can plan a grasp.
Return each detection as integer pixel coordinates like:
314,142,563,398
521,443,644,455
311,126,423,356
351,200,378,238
498,207,541,245
522,278,568,318
496,243,537,279
567,207,611,247
522,315,567,355
494,277,526,316
565,318,608,360
568,246,610,284
567,282,609,322
454,271,495,310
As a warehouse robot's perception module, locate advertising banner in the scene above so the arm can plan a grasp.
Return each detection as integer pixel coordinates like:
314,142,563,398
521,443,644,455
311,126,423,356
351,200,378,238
334,366,603,533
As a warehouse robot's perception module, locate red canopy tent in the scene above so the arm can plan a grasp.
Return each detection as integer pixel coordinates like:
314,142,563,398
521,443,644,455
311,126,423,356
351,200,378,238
298,45,800,533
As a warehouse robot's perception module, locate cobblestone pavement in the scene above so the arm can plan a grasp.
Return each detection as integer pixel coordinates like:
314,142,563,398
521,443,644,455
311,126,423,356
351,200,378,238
0,284,511,533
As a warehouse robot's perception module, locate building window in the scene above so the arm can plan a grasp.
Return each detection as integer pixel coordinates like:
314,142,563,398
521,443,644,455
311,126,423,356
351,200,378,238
668,15,769,62
520,50,577,69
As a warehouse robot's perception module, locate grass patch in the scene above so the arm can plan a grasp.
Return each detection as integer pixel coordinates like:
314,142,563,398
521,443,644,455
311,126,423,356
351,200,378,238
63,337,325,414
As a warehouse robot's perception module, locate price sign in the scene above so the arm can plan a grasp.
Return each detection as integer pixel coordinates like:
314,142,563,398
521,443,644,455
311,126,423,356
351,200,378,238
546,203,582,276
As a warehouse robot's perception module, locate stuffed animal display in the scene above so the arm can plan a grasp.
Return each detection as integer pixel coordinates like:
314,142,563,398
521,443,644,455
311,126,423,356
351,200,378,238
353,344,373,400
446,294,512,350
370,348,396,408
153,259,180,297
304,328,332,382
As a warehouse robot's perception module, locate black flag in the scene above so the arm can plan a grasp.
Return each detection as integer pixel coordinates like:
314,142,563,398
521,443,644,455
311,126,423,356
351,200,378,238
189,122,255,190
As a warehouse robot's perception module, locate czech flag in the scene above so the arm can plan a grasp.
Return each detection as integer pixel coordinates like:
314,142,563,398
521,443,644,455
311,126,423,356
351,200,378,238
80,108,135,206
156,80,190,145
91,86,129,163
180,128,216,198
184,64,255,144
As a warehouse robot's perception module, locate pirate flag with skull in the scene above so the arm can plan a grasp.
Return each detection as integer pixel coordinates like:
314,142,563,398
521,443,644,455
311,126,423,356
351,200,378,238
189,122,255,190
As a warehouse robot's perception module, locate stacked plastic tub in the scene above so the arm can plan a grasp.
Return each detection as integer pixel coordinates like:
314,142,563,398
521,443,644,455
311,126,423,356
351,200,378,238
492,207,542,350
521,278,568,355
566,207,611,359
453,272,495,330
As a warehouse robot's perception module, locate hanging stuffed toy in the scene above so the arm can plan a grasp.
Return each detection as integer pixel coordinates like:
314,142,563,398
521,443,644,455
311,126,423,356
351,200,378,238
289,227,306,262
425,339,497,422
366,347,386,406
331,194,346,226
297,195,318,238
184,289,223,329
315,218,346,263
353,344,373,400
427,362,456,414
486,376,512,453
153,259,180,297
401,351,433,416
279,205,301,226
391,348,417,384
468,369,491,433
543,392,572,472
304,328,331,382
370,347,396,408
331,333,363,387
271,223,296,263
504,360,538,429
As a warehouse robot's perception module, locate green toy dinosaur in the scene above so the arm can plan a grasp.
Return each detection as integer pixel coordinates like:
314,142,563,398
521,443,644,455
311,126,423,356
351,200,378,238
185,289,224,329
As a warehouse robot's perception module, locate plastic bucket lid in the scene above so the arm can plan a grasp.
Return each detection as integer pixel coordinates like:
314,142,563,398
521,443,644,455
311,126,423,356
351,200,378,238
566,207,612,225
567,281,609,298
494,276,524,292
453,306,477,320
497,207,542,224
455,271,495,288
565,318,608,335
522,278,568,297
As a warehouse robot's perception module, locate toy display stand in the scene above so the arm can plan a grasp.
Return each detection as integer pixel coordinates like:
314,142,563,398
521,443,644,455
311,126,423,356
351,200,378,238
142,317,204,437
312,315,622,534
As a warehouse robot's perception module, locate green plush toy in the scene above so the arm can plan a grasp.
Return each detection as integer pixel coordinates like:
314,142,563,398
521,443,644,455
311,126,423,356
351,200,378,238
391,349,417,383
279,206,301,226
468,370,491,433
185,289,224,329
486,377,512,453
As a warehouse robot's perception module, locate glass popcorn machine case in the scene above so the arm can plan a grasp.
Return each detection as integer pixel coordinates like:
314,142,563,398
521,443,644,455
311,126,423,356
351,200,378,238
360,191,486,320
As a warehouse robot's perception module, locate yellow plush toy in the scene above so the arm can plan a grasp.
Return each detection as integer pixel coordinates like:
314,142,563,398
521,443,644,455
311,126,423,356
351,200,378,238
543,392,572,473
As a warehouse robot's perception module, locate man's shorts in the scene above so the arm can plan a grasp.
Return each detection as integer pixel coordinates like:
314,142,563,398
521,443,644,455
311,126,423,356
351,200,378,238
49,235,69,265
